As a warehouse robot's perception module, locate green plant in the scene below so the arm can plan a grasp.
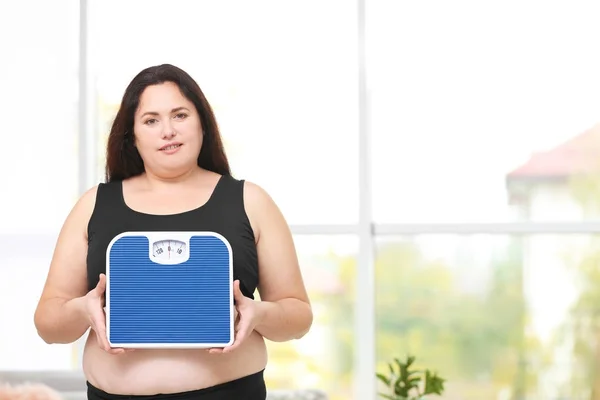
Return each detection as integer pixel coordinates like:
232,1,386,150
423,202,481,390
376,355,446,400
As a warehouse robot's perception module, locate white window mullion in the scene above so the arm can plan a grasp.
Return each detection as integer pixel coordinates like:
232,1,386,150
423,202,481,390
289,224,358,235
356,0,376,396
75,0,92,368
374,222,600,235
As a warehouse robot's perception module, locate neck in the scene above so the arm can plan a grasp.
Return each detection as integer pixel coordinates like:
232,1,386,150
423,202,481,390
141,166,203,190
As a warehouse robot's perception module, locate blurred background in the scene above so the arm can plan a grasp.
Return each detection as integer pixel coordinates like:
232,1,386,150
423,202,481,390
3,0,600,399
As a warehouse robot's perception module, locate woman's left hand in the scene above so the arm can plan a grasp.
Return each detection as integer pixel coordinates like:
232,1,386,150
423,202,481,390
209,280,263,354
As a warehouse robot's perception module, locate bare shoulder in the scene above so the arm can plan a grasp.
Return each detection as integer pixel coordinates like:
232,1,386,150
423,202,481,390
80,184,100,208
242,180,275,210
37,184,101,302
241,180,308,303
242,181,285,239
49,184,101,249
58,183,101,248
72,185,101,230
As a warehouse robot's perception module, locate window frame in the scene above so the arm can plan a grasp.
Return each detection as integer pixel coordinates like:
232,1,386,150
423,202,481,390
6,1,600,400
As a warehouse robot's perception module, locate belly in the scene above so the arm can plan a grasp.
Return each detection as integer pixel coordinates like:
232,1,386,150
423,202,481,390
82,331,268,395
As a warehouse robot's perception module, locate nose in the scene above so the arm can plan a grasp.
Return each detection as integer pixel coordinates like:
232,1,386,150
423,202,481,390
161,120,176,139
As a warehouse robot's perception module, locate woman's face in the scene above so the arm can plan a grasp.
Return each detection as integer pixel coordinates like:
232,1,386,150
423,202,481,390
133,81,203,178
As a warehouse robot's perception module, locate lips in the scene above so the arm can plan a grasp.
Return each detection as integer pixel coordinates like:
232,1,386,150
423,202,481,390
159,143,182,151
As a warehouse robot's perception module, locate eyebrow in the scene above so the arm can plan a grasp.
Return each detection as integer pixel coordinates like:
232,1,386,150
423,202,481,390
140,107,190,118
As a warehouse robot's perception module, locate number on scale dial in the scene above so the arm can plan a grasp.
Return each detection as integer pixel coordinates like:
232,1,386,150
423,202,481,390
152,239,187,260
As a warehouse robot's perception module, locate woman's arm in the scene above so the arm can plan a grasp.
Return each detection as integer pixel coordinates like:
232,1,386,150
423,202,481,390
33,186,98,344
244,182,313,342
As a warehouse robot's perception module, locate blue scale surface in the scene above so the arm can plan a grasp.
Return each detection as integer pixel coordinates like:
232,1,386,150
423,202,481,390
106,233,233,347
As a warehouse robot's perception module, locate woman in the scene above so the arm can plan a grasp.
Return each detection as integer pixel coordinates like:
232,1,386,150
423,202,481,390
34,64,313,400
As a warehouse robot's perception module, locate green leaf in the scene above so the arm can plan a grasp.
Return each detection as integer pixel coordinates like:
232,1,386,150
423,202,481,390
376,373,391,387
423,370,446,395
378,355,445,398
396,358,410,381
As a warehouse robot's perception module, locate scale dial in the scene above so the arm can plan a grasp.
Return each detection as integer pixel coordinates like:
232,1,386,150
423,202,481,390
152,239,187,261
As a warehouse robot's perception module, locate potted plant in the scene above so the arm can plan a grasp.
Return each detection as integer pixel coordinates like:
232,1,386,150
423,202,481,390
376,355,445,400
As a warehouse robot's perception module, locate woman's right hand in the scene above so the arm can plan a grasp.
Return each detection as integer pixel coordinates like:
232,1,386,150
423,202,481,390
84,273,132,355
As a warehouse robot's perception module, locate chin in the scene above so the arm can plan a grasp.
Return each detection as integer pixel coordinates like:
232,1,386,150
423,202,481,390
156,162,198,176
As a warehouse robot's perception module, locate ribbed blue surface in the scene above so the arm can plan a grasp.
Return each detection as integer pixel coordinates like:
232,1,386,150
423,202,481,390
107,234,232,346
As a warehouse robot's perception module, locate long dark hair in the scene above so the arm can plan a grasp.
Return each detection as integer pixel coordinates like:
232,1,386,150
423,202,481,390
105,64,231,182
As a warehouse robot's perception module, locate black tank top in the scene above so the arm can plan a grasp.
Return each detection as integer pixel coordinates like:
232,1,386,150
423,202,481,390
86,174,259,299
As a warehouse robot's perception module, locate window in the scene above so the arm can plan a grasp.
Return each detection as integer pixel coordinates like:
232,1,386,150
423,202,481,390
0,0,79,234
0,0,80,369
375,233,595,399
88,0,359,225
85,1,359,396
5,2,598,400
0,239,74,370
264,235,357,400
367,2,600,223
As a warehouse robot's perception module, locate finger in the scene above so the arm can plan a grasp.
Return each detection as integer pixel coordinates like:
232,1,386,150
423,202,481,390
99,333,126,355
107,347,126,355
207,346,228,354
95,327,111,352
93,328,110,352
222,341,241,353
224,326,249,353
96,274,107,295
91,315,114,353
232,280,245,303
233,281,247,307
98,335,130,355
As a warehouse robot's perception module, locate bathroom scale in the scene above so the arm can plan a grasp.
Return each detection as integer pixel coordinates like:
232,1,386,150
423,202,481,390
105,231,234,349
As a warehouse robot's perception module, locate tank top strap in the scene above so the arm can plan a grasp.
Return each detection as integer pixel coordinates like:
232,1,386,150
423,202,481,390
87,181,128,245
208,174,246,213
91,181,129,220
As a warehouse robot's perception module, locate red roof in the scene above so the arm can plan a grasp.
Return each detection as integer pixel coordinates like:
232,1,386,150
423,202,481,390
507,124,600,179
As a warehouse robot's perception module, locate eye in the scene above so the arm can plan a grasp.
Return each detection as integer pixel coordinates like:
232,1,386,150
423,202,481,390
144,118,158,125
174,113,188,120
